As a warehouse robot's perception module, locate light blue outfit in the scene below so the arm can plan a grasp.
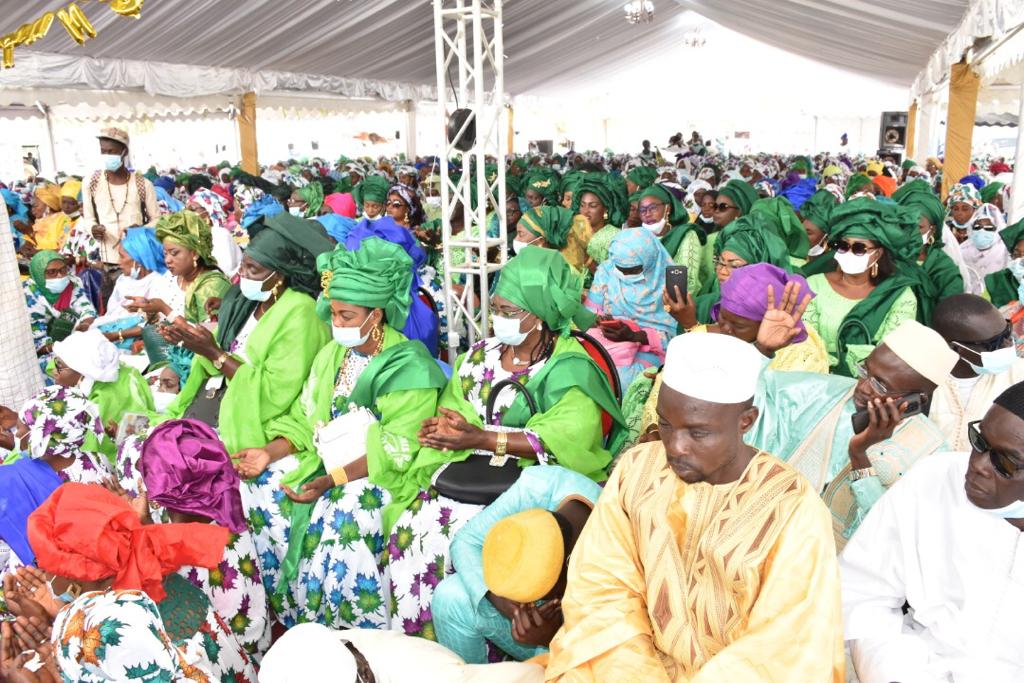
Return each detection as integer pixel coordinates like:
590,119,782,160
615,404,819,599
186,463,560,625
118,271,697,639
432,465,602,663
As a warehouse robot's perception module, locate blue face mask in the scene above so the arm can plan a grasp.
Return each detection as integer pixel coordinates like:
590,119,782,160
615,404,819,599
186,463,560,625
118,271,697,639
1008,258,1024,283
239,275,273,302
979,496,1024,520
101,153,124,172
970,228,998,250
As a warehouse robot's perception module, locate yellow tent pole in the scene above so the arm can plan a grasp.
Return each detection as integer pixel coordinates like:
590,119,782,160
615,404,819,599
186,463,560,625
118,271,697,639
941,60,980,201
507,104,514,155
905,100,917,160
238,92,259,174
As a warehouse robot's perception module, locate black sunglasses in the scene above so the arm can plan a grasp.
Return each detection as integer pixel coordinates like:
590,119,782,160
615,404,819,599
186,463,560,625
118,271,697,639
713,202,737,213
829,239,876,256
955,323,1013,354
968,419,1024,479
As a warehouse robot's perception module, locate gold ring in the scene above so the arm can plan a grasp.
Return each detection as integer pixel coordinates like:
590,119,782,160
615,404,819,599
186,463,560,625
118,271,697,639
663,305,671,313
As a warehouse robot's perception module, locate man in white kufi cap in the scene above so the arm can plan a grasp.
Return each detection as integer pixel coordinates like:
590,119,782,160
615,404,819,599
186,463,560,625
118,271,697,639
545,333,844,682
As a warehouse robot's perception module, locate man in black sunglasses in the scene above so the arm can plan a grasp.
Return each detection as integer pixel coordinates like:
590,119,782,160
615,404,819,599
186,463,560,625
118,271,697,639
840,383,1024,681
931,294,1024,451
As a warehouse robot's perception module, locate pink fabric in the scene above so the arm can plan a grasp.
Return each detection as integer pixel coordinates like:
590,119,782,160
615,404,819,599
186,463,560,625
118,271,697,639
324,192,357,218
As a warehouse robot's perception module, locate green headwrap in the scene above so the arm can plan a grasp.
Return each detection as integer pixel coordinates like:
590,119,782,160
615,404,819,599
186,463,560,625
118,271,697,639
29,250,65,305
789,157,812,175
519,205,575,249
524,168,562,206
637,184,687,226
155,210,216,265
625,166,658,191
718,179,758,216
494,246,582,336
352,176,390,209
716,213,791,269
561,170,586,201
298,182,325,217
800,190,838,233
316,238,413,330
571,173,627,227
980,181,1005,204
1000,218,1024,253
829,197,920,264
901,159,916,171
844,173,874,198
749,196,810,259
893,180,944,231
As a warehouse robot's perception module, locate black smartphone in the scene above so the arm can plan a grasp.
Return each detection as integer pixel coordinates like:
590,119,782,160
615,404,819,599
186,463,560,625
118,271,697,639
665,265,688,304
851,391,926,434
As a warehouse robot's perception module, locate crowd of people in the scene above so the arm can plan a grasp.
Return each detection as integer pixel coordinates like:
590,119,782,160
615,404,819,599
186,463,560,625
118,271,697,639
0,125,1022,682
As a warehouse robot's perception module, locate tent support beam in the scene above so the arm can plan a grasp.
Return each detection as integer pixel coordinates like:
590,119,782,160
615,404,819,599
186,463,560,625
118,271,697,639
238,91,259,174
905,100,917,159
1011,82,1024,225
404,99,417,159
941,60,980,201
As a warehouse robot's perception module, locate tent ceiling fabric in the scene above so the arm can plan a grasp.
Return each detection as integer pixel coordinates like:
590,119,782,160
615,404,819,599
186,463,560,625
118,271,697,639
2,0,968,100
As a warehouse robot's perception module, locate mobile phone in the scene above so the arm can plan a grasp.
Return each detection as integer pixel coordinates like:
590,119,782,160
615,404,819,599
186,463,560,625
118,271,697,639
851,391,926,434
665,265,688,304
598,319,626,329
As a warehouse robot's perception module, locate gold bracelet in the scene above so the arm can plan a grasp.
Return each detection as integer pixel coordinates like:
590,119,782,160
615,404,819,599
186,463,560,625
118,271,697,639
329,466,349,487
117,329,125,343
495,431,508,459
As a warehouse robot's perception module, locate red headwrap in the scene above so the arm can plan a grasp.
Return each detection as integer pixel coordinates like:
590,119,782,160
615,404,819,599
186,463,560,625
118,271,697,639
210,184,234,212
28,483,228,602
872,175,897,197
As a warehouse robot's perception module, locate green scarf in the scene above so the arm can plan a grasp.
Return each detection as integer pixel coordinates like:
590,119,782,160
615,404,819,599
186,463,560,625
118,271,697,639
29,250,64,305
893,180,944,230
571,173,628,227
316,238,413,330
660,223,706,256
834,272,917,377
798,190,837,234
718,179,758,215
626,166,658,191
524,168,562,206
749,196,810,259
637,184,687,225
155,210,216,265
1000,218,1024,252
985,269,1019,308
298,182,325,217
495,245,583,335
352,176,390,209
922,247,965,302
716,213,792,268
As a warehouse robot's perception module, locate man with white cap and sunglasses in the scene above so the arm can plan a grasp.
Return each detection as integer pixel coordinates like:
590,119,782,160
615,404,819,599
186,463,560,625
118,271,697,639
544,333,844,682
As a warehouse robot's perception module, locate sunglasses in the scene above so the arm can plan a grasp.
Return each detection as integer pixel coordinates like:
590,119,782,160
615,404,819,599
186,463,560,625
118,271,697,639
714,202,738,213
829,239,877,256
386,200,406,208
953,323,1012,354
967,419,1024,479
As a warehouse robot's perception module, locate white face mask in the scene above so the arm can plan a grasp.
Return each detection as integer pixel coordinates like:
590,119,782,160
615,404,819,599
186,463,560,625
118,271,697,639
333,315,373,348
67,210,81,219
362,212,381,221
239,275,273,302
45,276,70,293
288,206,304,217
425,196,442,207
129,265,142,280
921,231,932,246
642,217,666,234
976,496,1024,520
101,153,124,172
834,250,876,276
152,390,177,413
806,235,828,257
512,236,540,255
492,314,530,346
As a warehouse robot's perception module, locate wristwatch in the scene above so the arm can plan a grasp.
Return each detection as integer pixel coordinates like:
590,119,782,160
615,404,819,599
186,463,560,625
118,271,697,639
850,466,877,481
212,352,230,370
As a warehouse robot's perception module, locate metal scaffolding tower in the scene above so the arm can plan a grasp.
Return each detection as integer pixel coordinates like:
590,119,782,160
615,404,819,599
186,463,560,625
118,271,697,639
433,0,507,358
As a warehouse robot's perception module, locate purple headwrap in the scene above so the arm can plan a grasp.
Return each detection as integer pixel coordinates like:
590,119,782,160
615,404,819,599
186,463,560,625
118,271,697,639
139,419,247,533
711,263,814,343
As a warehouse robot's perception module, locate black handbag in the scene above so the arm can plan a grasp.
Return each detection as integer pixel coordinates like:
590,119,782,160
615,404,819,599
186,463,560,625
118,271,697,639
432,378,537,505
182,379,226,430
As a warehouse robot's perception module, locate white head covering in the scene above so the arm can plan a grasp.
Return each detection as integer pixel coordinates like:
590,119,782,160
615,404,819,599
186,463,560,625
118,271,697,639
260,623,357,682
52,329,120,395
662,333,764,404
879,320,959,386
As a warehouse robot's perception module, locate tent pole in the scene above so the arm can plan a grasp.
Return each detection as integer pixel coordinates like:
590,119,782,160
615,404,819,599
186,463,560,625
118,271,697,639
1010,82,1024,225
905,100,917,159
40,103,57,177
238,92,259,174
941,59,980,201
404,99,416,159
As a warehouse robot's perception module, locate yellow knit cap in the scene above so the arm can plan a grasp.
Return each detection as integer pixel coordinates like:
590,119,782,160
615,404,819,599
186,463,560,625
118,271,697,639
483,508,564,603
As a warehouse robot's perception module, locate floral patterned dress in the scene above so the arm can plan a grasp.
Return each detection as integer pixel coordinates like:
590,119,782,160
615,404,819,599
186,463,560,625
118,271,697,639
386,339,551,639
22,276,96,360
116,433,272,662
241,351,391,631
53,582,256,683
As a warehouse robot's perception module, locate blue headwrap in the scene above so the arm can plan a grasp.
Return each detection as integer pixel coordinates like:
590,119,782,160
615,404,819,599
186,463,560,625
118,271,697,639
154,186,185,213
0,458,61,566
779,177,818,212
153,176,176,195
344,216,439,357
2,188,29,223
241,195,284,231
165,345,193,384
958,174,985,191
121,227,168,274
315,213,357,243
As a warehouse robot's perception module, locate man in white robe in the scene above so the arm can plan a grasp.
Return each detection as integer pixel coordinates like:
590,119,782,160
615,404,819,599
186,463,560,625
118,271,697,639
840,383,1024,682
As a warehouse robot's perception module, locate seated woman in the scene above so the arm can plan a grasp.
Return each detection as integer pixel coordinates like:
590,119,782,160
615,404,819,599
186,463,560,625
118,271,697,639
323,192,357,218
801,197,927,377
189,187,244,276
28,182,70,251
572,174,626,268
23,482,257,681
23,249,96,366
960,202,1008,295
0,453,60,577
288,182,325,218
584,229,675,387
162,212,332,455
945,182,982,244
115,419,272,661
892,180,965,301
635,184,704,294
386,183,426,230
17,384,113,485
90,227,169,351
516,205,592,274
147,346,191,414
129,210,230,326
983,217,1024,307
51,330,154,449
353,175,390,220
799,189,839,265
402,247,625,638
232,238,447,629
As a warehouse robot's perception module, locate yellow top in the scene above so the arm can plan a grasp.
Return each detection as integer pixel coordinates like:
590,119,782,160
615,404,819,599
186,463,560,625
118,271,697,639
545,443,845,682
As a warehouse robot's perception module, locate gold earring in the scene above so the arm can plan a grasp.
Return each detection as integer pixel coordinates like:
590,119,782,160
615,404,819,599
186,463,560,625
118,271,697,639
371,323,384,353
272,278,283,299
870,261,879,278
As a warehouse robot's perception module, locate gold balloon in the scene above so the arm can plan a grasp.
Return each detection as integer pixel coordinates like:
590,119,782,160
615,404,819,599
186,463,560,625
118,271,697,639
106,0,144,19
57,3,97,46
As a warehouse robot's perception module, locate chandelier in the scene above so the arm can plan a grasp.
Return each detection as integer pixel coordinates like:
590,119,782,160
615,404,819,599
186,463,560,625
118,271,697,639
624,0,654,25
